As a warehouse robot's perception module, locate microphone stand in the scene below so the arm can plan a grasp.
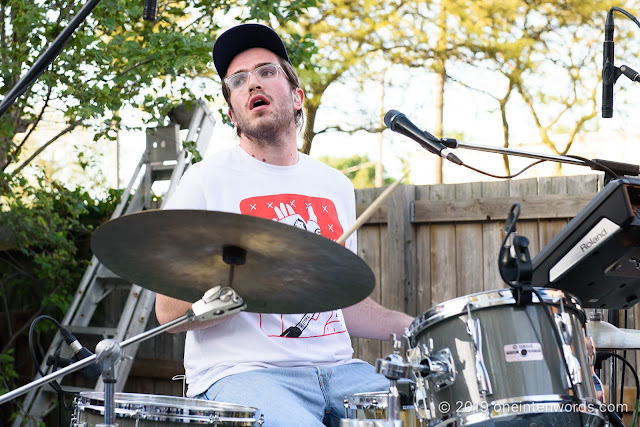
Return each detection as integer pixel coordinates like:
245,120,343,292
0,0,104,118
0,285,245,426
440,138,640,182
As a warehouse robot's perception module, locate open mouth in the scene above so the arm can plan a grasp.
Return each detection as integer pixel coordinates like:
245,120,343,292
250,96,270,110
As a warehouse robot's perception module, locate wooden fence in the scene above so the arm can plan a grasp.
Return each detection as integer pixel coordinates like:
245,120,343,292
351,174,605,363
127,174,640,406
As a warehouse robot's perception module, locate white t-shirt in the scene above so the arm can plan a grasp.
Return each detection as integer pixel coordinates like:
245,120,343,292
164,146,359,397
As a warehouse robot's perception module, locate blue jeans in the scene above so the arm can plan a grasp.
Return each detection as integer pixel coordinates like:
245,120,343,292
196,362,390,427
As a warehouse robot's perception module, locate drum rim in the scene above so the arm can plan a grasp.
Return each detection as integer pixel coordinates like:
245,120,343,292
74,404,259,424
407,287,584,342
74,391,258,414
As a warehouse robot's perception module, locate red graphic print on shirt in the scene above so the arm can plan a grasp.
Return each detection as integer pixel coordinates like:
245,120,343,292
239,194,344,242
239,194,347,338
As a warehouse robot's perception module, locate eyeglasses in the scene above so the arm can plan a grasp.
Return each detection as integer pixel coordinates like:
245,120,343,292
224,63,285,92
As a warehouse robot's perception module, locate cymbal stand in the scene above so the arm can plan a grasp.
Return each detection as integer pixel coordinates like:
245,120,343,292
0,285,246,424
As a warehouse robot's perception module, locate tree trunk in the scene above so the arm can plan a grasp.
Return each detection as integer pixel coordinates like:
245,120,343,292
301,102,318,155
433,65,445,184
432,1,448,184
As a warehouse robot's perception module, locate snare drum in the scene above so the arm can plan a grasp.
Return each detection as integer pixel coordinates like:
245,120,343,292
342,391,418,427
71,392,261,426
407,288,605,426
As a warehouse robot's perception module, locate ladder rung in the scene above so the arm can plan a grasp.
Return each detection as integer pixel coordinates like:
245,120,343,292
96,266,132,286
151,168,175,181
67,326,118,337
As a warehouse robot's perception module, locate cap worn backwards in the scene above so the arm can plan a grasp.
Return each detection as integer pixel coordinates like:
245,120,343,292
212,23,292,79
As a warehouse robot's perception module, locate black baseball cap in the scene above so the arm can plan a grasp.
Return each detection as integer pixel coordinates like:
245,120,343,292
212,23,292,78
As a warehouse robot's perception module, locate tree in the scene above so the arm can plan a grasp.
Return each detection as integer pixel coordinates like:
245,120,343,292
280,0,621,180
441,0,614,174
0,0,318,244
318,154,394,188
286,0,423,155
0,0,318,177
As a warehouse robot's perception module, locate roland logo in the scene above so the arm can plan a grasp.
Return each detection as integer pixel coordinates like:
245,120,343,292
580,228,608,252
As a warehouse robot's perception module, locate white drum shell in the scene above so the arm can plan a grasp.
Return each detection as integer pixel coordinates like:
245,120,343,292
71,392,260,426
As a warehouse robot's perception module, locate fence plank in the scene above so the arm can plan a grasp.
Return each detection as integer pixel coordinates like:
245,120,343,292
481,181,510,291
412,194,593,223
455,182,484,297
381,185,415,355
353,187,384,364
415,224,432,318
414,185,433,317
429,184,457,306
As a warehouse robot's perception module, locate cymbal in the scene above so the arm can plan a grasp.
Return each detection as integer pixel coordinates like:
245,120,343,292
90,210,375,314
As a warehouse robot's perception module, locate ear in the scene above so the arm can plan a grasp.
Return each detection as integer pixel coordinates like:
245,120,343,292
293,88,304,109
228,108,237,126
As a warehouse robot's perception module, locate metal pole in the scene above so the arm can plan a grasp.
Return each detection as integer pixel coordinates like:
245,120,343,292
0,0,104,117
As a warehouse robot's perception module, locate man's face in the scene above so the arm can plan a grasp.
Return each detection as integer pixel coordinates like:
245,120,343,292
226,48,303,143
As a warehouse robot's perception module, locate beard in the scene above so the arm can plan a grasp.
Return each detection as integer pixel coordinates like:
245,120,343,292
232,99,297,146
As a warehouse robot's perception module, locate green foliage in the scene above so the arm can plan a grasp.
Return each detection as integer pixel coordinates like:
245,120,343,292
0,174,122,419
0,174,112,314
0,349,18,395
183,139,203,163
318,154,393,188
0,0,314,176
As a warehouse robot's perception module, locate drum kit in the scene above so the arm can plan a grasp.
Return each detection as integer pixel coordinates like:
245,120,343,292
0,205,631,427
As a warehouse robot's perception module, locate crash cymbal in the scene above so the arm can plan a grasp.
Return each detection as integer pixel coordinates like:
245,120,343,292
90,210,375,314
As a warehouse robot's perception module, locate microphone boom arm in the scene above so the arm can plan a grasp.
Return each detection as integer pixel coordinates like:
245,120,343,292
441,139,640,179
441,140,585,165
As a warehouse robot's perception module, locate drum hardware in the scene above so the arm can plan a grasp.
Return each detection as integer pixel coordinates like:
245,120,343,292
373,334,413,426
404,336,456,423
409,342,455,392
465,304,493,396
341,336,413,427
406,345,432,422
554,310,584,390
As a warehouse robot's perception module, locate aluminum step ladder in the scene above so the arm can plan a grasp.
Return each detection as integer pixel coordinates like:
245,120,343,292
13,100,215,426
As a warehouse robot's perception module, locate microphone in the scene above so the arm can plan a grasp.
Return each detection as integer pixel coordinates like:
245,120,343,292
602,10,615,118
620,65,640,82
143,0,158,21
60,326,102,381
384,110,463,165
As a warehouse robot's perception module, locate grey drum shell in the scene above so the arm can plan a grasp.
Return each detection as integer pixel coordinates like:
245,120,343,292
407,288,604,426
